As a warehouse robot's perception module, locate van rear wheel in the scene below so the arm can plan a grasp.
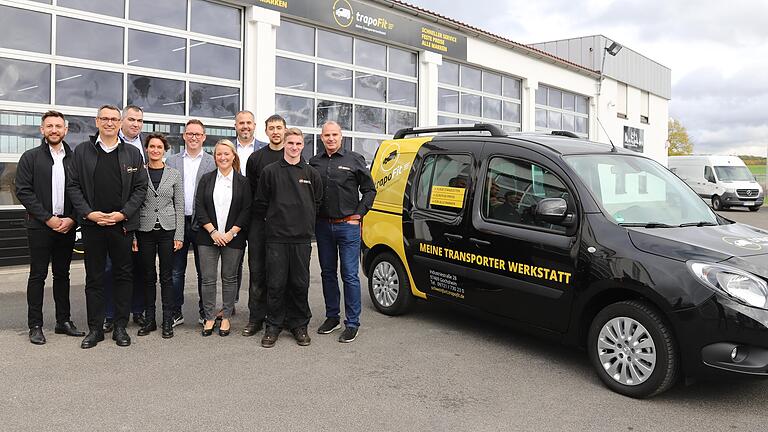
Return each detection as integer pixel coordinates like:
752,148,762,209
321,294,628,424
368,252,413,316
711,195,723,210
588,300,679,398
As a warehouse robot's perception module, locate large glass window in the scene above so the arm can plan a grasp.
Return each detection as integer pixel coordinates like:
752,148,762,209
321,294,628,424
190,83,239,119
276,20,417,162
128,30,186,72
438,60,521,132
0,5,50,53
127,74,185,115
55,66,123,108
535,85,589,137
59,0,124,18
0,59,50,104
415,154,473,214
191,0,241,40
130,0,187,30
190,41,240,80
57,17,123,64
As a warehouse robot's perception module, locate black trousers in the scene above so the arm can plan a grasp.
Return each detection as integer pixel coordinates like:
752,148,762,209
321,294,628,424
26,227,76,328
82,225,133,330
137,229,175,322
265,242,312,330
247,219,267,323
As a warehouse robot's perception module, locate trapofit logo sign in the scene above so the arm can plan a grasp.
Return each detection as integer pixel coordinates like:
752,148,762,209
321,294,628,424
333,0,354,28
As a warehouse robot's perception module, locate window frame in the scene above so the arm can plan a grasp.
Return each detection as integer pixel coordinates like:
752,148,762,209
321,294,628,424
412,152,474,217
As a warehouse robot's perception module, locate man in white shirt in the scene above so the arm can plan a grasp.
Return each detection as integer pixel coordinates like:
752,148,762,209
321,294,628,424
166,119,216,326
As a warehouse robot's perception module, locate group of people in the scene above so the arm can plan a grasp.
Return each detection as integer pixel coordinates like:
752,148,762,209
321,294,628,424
16,104,376,349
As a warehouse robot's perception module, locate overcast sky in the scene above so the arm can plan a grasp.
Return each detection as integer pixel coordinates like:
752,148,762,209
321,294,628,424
407,0,768,157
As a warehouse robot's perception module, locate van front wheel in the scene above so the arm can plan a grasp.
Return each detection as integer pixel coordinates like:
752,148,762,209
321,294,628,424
368,252,413,316
588,300,679,398
711,195,723,210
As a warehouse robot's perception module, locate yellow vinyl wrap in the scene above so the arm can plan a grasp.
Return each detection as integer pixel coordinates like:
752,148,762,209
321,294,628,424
363,136,433,299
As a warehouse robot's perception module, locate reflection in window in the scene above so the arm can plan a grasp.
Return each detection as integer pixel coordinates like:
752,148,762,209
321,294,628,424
128,30,186,72
0,110,45,155
190,41,240,80
438,61,459,85
354,137,379,163
438,88,459,113
57,17,123,64
0,162,22,206
483,71,502,95
355,73,386,102
355,39,386,70
460,93,481,117
388,110,416,135
191,0,241,40
503,76,521,99
503,101,520,123
438,116,459,125
317,65,353,97
190,83,239,119
275,94,313,127
317,100,352,131
483,97,502,120
415,154,472,213
127,75,185,115
277,21,314,56
388,79,416,107
388,47,416,76
130,0,187,30
460,65,481,90
0,59,50,104
56,66,123,108
0,5,51,53
317,30,352,63
276,57,314,91
354,105,385,133
59,0,124,17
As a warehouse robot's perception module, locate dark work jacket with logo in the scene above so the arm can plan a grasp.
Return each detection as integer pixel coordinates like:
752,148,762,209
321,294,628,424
15,139,76,230
309,147,376,219
67,135,148,231
253,158,323,243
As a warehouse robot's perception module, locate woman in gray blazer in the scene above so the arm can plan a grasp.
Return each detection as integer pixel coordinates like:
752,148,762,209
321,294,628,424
132,133,184,338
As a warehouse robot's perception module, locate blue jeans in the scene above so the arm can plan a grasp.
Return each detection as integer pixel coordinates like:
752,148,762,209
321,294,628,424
315,220,362,328
172,216,203,316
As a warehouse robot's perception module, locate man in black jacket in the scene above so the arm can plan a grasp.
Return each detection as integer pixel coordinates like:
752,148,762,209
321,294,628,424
15,110,84,345
253,128,322,348
67,105,148,349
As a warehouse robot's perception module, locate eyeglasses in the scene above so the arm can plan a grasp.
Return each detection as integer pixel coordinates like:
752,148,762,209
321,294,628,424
184,132,204,138
97,117,121,123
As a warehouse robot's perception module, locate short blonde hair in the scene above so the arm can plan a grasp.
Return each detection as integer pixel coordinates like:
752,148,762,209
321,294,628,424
284,127,304,140
213,139,240,173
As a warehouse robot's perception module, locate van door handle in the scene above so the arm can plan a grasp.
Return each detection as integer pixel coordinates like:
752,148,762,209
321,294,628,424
469,238,491,247
444,233,463,242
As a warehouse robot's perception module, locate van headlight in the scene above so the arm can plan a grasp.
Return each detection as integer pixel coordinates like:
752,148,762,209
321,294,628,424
688,262,768,309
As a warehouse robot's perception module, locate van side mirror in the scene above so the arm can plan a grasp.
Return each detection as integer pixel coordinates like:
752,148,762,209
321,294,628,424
535,198,575,227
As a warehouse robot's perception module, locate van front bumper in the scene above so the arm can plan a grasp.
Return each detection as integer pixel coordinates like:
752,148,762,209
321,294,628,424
721,191,764,207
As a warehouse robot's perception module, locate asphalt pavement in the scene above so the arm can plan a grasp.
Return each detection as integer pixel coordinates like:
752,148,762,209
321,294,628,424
1,209,767,431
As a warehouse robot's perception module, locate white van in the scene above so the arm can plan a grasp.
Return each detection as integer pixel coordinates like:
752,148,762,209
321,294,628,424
668,155,764,211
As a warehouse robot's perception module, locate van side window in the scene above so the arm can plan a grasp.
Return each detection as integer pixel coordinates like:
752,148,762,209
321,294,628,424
414,154,472,214
483,157,570,233
704,166,716,183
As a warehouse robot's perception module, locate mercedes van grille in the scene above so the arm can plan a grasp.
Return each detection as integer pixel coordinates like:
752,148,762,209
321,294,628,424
737,189,758,197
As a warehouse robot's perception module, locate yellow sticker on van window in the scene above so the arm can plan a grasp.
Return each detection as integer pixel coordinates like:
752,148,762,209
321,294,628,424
430,186,465,208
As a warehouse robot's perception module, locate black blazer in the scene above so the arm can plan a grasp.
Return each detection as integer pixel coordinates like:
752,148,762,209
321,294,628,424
15,139,76,230
194,169,251,249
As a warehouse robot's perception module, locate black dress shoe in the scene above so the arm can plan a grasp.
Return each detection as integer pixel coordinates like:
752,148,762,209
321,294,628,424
55,321,85,337
137,320,157,336
112,326,131,347
201,320,215,337
241,320,263,337
133,313,146,327
29,326,46,345
81,330,105,349
161,320,174,339
102,318,114,333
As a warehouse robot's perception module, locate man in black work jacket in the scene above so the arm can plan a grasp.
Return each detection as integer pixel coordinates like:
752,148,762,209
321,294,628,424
309,121,376,343
67,104,148,349
15,110,84,345
253,127,322,348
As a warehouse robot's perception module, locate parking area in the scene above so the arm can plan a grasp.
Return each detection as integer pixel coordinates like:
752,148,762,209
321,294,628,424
1,207,767,431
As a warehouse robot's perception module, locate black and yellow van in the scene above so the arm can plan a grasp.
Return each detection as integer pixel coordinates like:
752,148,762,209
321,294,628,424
361,124,768,398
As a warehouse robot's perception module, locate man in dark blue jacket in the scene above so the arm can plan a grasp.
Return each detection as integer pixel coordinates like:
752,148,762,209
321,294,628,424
67,105,148,349
15,110,84,345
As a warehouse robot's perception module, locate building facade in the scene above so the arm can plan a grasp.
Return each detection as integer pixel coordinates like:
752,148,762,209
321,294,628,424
0,0,671,265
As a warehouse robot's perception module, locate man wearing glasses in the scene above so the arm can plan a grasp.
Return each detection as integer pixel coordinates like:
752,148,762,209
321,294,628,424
166,119,216,326
67,105,148,349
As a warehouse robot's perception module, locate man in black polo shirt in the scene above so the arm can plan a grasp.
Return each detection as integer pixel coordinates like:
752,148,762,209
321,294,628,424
15,110,84,345
309,121,376,343
253,127,322,348
241,114,286,336
67,105,148,349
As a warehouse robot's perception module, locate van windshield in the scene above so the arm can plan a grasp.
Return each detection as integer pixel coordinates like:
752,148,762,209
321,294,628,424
565,154,719,226
714,166,754,182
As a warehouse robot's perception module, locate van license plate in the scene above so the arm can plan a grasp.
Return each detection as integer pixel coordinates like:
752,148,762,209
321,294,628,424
742,201,755,206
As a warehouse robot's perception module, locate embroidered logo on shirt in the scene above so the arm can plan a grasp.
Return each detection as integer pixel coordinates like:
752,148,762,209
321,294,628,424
338,165,351,170
126,166,138,173
299,179,312,184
